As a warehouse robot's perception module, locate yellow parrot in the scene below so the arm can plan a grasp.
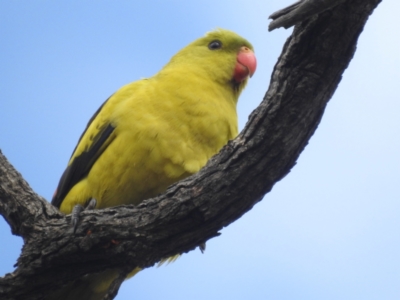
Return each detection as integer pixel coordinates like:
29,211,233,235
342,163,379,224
50,28,256,300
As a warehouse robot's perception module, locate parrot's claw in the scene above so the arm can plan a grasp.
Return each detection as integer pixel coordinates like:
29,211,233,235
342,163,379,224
71,204,84,233
71,198,97,233
86,198,97,210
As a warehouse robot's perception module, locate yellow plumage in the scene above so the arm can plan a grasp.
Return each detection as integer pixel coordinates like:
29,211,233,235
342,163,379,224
50,28,256,300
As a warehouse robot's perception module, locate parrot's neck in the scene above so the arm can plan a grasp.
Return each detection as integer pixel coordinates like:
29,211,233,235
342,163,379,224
157,64,242,106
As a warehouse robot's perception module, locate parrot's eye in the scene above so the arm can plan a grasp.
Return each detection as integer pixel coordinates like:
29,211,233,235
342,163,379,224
208,40,222,50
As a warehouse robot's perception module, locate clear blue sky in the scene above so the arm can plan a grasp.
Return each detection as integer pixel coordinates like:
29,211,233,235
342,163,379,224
1,1,399,299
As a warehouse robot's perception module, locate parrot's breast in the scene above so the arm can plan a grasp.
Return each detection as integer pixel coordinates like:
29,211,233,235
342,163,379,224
60,76,237,213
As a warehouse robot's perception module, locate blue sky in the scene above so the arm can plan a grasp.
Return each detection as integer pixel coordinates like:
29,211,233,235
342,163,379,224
1,1,399,299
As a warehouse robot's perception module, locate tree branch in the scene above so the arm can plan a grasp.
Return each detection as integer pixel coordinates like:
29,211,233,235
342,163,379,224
0,150,61,238
0,0,382,298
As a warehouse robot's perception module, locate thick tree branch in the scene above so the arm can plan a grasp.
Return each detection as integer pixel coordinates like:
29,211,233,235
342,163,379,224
0,0,381,299
0,150,61,238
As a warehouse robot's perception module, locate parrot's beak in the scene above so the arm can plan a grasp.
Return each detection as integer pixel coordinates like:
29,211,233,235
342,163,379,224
233,46,257,83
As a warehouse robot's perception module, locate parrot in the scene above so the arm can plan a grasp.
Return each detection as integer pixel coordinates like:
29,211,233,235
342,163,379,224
49,28,256,300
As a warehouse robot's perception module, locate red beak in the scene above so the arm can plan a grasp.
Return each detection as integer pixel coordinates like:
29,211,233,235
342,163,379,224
233,46,257,83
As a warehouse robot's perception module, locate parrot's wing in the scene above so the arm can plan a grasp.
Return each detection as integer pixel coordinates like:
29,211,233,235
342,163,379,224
52,98,115,208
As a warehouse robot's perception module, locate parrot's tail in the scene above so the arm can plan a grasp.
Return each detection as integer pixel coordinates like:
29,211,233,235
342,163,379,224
46,256,179,300
47,269,124,300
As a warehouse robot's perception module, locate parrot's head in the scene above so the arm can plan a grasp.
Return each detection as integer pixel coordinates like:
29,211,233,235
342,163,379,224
166,29,256,97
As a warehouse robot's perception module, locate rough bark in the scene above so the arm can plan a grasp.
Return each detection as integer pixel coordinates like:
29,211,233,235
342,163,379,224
0,0,381,299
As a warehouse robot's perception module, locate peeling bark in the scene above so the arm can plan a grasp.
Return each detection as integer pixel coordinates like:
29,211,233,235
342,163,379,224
269,0,347,31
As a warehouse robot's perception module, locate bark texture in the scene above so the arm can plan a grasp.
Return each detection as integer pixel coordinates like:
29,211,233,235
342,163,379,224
0,0,381,299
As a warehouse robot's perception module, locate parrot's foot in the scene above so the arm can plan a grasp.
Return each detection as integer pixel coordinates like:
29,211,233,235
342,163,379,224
71,198,97,233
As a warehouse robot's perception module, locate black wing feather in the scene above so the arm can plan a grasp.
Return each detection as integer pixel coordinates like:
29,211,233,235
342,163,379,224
51,97,115,208
69,95,112,159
